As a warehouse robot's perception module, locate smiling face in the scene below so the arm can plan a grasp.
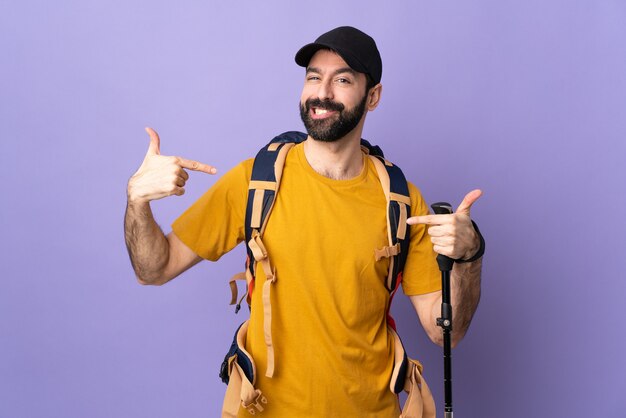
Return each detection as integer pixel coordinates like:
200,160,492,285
299,49,373,142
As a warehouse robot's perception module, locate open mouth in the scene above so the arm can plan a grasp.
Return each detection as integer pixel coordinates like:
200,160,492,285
310,107,338,119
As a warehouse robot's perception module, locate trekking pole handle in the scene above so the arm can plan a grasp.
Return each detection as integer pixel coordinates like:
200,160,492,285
431,202,455,272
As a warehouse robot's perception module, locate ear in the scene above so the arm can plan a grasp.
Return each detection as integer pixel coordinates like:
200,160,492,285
366,83,382,111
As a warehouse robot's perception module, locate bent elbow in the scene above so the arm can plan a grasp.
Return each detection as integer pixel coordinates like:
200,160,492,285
451,336,462,349
135,274,166,286
136,277,152,286
427,328,444,347
450,331,467,348
427,329,465,348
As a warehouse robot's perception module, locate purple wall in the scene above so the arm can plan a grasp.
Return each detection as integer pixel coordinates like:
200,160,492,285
2,1,625,417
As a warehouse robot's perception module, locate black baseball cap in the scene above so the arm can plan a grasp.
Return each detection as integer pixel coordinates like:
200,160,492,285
295,26,382,84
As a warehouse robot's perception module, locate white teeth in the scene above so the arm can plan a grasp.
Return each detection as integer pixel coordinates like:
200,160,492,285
314,109,328,115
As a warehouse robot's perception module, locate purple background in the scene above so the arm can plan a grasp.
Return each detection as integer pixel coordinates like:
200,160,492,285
2,1,625,417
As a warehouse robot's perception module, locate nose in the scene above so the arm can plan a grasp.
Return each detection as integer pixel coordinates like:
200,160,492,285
315,79,334,101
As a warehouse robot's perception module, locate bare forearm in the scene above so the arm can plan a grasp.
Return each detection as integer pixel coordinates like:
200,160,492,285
450,258,482,345
124,128,216,284
408,190,484,347
124,200,170,284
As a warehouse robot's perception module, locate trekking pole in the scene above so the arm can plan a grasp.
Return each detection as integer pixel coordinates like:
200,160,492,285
431,202,455,418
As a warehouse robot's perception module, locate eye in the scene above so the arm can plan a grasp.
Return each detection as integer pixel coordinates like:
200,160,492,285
336,77,351,84
306,75,321,82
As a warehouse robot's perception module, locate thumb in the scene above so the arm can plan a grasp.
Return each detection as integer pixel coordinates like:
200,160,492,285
144,127,161,156
455,189,483,215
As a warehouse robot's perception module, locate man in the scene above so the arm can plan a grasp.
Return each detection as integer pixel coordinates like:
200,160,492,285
125,26,482,417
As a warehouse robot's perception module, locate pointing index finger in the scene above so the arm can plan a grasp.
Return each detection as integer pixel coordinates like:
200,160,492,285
178,157,217,174
406,214,454,225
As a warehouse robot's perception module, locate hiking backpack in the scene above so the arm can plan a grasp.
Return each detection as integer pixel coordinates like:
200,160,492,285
219,131,435,418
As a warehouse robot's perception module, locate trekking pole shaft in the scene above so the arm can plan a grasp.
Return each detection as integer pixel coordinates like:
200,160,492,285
431,202,455,416
442,269,453,415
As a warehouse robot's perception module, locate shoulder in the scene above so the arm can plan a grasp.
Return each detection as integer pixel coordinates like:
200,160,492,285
366,155,425,204
218,158,255,186
235,157,255,176
406,181,430,217
405,181,430,216
188,158,254,210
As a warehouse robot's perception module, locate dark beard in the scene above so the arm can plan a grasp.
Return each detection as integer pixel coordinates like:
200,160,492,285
299,94,368,142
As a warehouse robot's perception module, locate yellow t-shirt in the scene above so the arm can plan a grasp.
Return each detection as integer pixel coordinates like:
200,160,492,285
172,143,441,417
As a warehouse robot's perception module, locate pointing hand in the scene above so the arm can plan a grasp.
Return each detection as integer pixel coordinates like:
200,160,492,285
127,127,217,204
407,190,483,260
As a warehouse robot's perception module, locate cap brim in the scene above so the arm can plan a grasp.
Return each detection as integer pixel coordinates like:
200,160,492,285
295,43,328,67
295,42,368,75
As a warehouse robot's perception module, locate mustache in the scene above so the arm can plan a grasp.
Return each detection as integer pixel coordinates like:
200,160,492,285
305,98,345,112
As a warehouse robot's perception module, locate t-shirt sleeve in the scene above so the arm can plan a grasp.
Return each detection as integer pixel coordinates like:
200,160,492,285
171,159,253,261
401,182,442,296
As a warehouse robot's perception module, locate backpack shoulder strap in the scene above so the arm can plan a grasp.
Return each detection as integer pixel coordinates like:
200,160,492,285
368,152,411,296
241,131,306,379
244,131,307,279
231,131,307,312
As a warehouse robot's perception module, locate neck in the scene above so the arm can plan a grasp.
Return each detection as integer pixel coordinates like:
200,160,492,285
302,127,365,180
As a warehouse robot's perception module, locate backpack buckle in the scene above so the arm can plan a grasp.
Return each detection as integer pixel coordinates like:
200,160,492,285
243,389,268,415
374,243,401,261
249,231,268,261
